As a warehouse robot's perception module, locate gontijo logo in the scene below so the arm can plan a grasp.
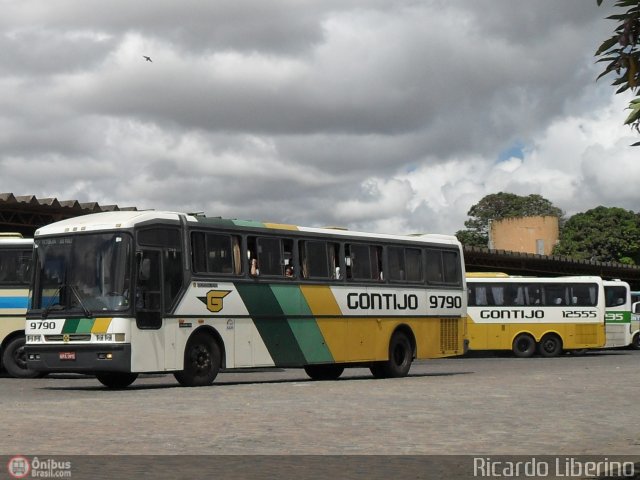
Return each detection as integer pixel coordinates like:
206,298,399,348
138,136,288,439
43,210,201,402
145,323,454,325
197,290,231,313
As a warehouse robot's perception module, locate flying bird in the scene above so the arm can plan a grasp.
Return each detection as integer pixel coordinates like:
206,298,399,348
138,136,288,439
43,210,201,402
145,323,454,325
143,56,152,62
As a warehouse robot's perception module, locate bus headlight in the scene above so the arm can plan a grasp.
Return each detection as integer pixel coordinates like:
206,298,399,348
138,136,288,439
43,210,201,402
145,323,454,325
95,333,114,342
26,335,41,343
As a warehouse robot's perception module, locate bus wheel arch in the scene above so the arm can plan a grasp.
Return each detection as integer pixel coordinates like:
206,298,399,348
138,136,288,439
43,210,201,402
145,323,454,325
538,332,563,357
393,324,416,359
190,325,227,368
371,326,415,378
512,332,536,358
174,328,222,387
2,332,43,379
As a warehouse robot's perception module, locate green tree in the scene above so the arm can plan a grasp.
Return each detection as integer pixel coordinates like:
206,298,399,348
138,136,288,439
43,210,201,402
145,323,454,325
596,0,640,144
553,206,640,264
456,192,563,247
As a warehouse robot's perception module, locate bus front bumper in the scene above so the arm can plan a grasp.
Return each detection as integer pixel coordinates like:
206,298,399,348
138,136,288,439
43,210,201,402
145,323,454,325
25,344,132,373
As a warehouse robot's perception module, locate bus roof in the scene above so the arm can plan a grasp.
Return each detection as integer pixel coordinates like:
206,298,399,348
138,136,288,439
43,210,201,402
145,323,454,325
466,275,604,283
0,234,33,246
33,210,461,246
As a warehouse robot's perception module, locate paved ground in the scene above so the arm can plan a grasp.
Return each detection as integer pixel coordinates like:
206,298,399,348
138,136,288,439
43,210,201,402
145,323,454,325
1,349,638,478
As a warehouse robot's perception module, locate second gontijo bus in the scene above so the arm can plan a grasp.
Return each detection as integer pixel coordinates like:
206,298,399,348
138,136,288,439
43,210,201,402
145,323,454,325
603,279,640,349
466,274,605,357
25,211,466,388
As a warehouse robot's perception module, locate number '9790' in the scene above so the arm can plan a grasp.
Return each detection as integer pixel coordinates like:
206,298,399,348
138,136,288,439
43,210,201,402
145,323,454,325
429,295,462,309
29,321,56,330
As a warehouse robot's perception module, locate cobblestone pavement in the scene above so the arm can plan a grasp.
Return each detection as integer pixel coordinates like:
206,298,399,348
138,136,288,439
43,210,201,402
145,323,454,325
1,349,639,457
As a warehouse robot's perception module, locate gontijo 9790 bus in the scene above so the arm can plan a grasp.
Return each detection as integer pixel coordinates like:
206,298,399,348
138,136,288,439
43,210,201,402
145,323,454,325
25,211,466,388
466,273,605,357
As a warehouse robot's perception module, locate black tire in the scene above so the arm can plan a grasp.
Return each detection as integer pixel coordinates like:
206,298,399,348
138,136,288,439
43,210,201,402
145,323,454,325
369,363,386,379
377,331,413,378
304,364,344,380
2,335,43,379
95,372,138,389
631,333,640,350
538,334,563,357
512,333,536,358
174,332,221,387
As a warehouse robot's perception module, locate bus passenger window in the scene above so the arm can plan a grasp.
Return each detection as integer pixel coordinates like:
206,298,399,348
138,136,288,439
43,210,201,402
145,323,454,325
191,233,242,275
347,244,382,281
425,249,443,283
252,236,290,277
388,247,404,281
299,240,330,279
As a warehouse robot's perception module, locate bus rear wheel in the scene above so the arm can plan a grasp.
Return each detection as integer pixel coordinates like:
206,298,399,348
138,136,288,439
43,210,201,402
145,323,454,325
512,334,536,358
174,332,221,387
538,334,562,357
96,372,138,389
304,364,344,380
374,331,413,378
2,335,43,379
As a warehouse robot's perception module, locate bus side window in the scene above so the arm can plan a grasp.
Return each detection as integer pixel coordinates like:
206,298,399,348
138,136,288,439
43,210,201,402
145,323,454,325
346,244,382,281
425,249,443,284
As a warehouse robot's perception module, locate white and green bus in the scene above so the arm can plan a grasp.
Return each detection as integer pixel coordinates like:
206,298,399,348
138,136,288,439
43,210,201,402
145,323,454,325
25,211,467,388
0,233,40,378
604,280,640,349
466,274,606,357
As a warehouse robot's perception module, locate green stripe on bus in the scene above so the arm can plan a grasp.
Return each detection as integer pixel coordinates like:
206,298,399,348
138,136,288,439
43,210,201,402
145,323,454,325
76,318,95,334
232,220,265,228
235,283,306,366
194,217,237,228
62,318,81,334
605,311,632,324
270,285,334,364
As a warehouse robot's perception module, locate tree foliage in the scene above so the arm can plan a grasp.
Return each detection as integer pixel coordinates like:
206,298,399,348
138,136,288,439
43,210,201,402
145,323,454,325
455,192,563,248
596,0,640,144
553,206,640,264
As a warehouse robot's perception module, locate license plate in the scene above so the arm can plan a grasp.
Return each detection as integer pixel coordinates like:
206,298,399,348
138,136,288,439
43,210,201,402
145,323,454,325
59,352,76,361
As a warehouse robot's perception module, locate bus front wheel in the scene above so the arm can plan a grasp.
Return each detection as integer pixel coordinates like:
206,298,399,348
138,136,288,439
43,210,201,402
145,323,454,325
96,372,138,389
2,335,43,379
538,334,563,357
512,334,536,358
174,332,221,387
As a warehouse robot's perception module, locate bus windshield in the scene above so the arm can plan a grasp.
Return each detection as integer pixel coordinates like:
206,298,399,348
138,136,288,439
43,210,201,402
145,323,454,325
32,233,132,316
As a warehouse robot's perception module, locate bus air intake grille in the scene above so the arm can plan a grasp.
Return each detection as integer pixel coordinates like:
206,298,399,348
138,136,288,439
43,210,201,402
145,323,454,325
440,318,459,352
45,334,92,342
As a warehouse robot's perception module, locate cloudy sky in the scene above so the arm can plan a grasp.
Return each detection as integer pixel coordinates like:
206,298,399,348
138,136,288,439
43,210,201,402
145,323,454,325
1,0,637,236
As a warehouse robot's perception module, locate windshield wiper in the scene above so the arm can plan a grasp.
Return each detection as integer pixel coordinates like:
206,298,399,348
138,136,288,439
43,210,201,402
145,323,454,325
41,284,92,319
68,284,92,318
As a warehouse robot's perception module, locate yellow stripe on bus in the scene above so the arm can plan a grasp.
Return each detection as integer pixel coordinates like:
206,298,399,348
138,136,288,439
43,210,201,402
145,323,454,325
300,285,349,362
0,289,28,296
91,317,112,334
263,222,299,231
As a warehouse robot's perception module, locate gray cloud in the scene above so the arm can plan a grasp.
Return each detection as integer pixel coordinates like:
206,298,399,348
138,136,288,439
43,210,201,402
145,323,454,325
1,0,632,235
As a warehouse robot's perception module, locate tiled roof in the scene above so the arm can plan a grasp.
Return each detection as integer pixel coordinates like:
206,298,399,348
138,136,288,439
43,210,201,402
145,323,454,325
0,193,136,213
